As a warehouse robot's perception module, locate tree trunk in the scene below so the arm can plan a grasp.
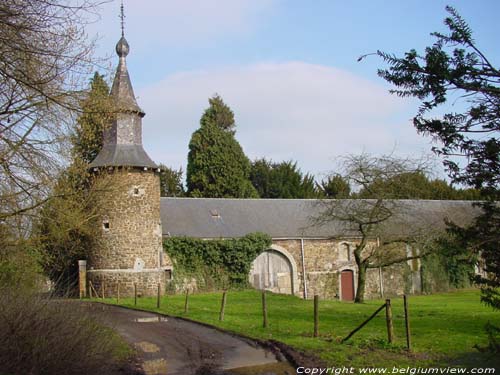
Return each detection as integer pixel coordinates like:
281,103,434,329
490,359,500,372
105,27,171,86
355,263,367,303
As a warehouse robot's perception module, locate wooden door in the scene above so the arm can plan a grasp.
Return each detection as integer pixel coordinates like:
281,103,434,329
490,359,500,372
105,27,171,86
250,250,292,294
341,270,355,301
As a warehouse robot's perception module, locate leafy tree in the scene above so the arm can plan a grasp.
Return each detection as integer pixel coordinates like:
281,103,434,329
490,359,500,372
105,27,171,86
159,164,185,197
187,96,257,198
317,174,351,198
37,166,99,293
250,158,319,198
357,171,480,200
314,153,436,303
376,7,499,309
37,73,110,291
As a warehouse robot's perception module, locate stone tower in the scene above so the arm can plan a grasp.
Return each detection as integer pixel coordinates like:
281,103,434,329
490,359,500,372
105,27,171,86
87,30,170,297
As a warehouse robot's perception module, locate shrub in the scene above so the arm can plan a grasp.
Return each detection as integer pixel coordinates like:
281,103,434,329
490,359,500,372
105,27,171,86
0,290,130,375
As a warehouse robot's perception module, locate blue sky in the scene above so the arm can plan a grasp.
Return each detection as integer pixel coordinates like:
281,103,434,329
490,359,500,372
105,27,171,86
88,0,499,181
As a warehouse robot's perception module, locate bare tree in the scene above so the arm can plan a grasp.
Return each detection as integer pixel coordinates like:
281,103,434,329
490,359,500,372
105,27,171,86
314,153,440,303
0,0,107,228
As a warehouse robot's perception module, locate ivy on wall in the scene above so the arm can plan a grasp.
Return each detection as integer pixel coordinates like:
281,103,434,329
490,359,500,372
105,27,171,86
420,252,475,293
163,232,271,291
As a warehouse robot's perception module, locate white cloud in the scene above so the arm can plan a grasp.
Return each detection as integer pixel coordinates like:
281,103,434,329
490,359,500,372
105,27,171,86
138,61,434,179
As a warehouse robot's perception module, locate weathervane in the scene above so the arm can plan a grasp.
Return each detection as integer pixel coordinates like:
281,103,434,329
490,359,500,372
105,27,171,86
120,0,125,37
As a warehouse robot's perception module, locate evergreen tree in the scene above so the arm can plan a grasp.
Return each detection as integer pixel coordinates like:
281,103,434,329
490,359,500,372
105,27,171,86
159,164,185,197
187,96,257,198
250,158,319,198
318,174,351,198
71,72,112,164
200,94,236,134
377,7,499,310
249,158,273,198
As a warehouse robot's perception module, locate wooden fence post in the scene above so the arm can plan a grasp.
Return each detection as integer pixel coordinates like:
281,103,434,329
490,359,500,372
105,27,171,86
219,291,227,321
116,282,120,304
313,295,319,337
89,280,93,299
385,298,394,344
102,280,105,300
184,290,189,314
262,290,268,328
157,283,161,309
404,294,411,351
134,283,137,306
78,260,87,299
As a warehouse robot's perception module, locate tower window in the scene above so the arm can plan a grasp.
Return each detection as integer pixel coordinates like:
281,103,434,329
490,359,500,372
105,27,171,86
102,220,110,231
131,186,142,197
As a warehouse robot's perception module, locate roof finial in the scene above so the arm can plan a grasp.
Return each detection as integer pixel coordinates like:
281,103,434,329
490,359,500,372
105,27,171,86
116,0,129,57
120,0,125,37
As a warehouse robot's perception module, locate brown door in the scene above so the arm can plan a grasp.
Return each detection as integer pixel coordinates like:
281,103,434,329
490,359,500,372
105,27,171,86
341,270,355,301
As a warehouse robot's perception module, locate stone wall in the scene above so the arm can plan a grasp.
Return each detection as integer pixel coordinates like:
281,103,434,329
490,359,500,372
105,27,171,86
89,168,172,296
271,238,413,300
88,269,167,297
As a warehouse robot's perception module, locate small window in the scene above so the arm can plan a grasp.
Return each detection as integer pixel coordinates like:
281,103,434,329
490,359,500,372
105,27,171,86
102,220,110,231
340,243,350,261
133,187,140,195
165,269,172,280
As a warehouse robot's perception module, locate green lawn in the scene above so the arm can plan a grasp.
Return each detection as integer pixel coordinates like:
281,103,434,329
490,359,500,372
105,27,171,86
100,289,499,368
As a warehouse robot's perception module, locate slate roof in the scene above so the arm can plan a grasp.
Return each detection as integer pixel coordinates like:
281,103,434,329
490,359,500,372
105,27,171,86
160,198,479,239
89,36,157,170
90,144,157,169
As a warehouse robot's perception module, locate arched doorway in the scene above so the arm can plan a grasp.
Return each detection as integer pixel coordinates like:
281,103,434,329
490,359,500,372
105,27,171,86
340,269,355,301
249,246,297,295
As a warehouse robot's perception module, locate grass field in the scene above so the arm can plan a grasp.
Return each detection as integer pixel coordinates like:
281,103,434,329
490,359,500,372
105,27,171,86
101,289,499,368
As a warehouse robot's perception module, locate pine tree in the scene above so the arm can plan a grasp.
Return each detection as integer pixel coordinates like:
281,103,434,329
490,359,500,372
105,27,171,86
250,158,319,198
377,7,499,310
187,95,257,198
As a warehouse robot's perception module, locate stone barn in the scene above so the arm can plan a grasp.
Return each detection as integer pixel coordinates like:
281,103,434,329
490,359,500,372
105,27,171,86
160,198,476,300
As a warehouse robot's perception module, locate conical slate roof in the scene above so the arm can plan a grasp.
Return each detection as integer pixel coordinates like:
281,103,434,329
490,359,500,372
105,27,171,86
90,35,157,169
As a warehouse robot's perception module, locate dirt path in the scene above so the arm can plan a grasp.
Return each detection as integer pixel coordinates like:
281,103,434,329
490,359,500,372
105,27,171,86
88,303,293,375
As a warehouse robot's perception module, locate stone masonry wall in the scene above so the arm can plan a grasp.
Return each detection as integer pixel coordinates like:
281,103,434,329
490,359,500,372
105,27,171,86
88,168,172,297
88,269,166,297
271,238,410,300
90,168,165,270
